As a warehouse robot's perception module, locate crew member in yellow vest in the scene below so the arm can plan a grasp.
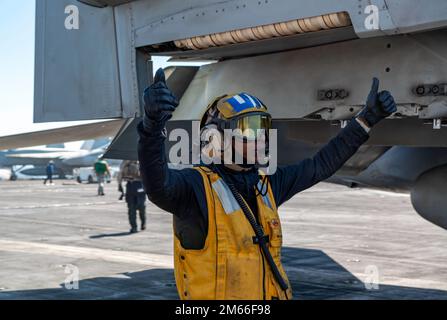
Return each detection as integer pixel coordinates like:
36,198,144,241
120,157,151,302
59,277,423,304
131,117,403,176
137,69,396,300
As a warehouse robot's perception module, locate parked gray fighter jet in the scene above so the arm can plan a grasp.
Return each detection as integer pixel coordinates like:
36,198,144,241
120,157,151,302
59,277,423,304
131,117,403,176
0,120,124,178
33,0,447,229
0,140,113,179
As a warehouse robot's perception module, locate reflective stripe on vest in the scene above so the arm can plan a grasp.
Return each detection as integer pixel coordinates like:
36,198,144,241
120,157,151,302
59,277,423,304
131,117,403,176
212,179,273,214
212,179,240,214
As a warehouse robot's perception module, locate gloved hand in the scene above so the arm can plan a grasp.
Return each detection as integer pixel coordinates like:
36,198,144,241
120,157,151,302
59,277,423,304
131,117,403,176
357,77,397,128
142,68,179,132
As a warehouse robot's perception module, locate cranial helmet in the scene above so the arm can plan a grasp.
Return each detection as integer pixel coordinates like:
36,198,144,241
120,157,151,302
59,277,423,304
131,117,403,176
200,92,272,140
200,93,272,166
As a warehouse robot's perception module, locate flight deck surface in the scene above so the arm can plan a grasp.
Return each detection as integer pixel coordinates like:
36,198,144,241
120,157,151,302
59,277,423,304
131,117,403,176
0,180,446,300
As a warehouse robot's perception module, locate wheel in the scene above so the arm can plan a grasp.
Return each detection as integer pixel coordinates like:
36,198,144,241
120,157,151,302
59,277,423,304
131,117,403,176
10,174,17,181
76,176,82,184
88,175,94,184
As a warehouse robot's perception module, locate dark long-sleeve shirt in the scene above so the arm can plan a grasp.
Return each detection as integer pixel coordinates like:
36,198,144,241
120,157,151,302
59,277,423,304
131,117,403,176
138,119,369,249
46,163,55,175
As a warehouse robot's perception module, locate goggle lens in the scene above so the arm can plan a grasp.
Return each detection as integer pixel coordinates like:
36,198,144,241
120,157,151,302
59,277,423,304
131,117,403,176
235,114,272,140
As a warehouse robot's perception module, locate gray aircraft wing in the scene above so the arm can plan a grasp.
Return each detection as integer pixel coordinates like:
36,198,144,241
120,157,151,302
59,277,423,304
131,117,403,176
5,152,73,160
0,120,124,151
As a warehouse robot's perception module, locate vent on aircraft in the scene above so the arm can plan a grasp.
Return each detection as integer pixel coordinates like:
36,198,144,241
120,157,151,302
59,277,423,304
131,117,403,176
173,12,351,50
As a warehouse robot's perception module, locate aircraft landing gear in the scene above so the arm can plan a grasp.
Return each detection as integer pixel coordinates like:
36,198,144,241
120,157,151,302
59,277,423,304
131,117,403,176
9,167,20,181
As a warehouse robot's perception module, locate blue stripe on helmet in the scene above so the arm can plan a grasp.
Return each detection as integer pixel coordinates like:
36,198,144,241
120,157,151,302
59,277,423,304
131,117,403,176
253,96,264,108
226,93,263,112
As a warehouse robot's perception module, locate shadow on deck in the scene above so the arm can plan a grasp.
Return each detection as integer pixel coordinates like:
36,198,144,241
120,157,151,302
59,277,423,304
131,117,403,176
1,247,446,300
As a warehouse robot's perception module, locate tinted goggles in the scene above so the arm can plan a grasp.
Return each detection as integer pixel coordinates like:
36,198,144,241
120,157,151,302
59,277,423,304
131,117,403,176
213,112,272,140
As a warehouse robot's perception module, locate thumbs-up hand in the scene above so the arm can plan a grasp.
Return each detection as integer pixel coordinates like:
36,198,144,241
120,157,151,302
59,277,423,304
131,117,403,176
357,77,397,128
143,68,179,130
366,77,380,110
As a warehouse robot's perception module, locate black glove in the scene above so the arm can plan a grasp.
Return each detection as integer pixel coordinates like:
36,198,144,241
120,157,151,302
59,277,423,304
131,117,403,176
142,68,179,132
357,77,397,128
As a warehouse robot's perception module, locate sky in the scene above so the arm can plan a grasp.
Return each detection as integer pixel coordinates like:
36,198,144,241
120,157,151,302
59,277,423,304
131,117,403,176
0,0,38,137
0,0,205,147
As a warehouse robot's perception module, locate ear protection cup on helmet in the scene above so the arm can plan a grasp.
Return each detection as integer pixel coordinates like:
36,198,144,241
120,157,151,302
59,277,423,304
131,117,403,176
200,124,221,160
